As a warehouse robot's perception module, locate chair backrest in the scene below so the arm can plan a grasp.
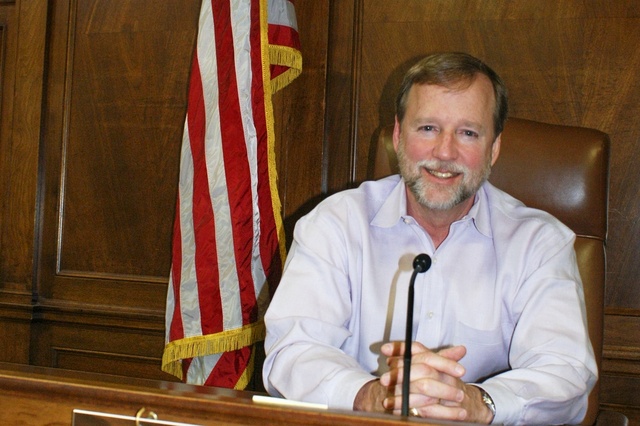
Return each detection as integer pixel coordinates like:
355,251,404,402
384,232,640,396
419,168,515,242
372,117,610,425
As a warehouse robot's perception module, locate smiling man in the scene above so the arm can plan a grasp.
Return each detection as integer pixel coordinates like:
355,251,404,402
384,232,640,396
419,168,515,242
262,52,597,425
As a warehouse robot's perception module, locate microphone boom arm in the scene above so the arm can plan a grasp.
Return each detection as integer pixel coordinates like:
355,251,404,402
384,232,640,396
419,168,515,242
401,254,432,417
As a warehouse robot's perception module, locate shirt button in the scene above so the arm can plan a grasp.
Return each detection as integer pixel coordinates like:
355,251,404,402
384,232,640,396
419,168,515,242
403,218,410,224
428,311,434,319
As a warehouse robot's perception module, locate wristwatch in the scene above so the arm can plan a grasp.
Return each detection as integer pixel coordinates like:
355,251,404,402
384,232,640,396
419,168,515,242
475,386,496,420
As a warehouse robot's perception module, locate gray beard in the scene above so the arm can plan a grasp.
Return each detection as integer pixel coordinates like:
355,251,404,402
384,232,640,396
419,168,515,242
397,149,491,211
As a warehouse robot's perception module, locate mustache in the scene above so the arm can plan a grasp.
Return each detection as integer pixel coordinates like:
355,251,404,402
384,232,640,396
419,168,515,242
415,159,468,174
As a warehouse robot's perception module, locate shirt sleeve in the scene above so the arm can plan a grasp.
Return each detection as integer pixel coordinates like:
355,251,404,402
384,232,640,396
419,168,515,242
262,207,374,409
480,234,598,425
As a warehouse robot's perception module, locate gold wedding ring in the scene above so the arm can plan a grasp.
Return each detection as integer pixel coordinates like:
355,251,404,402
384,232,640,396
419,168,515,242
409,407,420,417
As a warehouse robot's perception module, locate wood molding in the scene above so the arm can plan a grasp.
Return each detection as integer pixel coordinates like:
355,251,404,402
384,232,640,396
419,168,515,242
604,346,640,362
323,0,362,194
605,307,640,317
33,298,165,329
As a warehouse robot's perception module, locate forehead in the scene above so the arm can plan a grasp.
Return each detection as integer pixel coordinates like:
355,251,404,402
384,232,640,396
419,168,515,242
408,75,495,107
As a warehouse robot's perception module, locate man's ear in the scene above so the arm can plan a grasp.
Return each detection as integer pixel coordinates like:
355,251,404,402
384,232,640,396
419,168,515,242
393,116,401,152
490,133,501,166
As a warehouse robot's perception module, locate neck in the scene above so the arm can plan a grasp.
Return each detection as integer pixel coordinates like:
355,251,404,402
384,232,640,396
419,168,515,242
406,191,475,248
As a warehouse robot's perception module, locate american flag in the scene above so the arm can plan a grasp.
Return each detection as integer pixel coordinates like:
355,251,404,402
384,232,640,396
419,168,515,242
162,0,301,389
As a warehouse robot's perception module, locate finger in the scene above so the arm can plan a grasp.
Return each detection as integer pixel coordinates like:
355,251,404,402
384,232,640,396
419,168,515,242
381,357,464,387
382,359,452,386
383,393,439,412
383,375,465,404
393,402,468,421
388,376,464,401
382,343,466,377
411,350,466,378
437,345,467,362
381,341,428,357
382,342,467,359
411,377,465,403
384,346,442,371
381,341,403,357
380,364,401,386
382,390,467,420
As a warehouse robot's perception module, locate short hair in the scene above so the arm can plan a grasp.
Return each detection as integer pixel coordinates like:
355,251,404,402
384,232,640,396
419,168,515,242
395,52,509,137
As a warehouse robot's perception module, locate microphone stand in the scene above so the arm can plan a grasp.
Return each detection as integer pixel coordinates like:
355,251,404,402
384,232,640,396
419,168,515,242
401,254,432,417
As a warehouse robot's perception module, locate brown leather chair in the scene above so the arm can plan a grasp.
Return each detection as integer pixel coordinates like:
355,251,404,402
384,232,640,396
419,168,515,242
372,117,627,425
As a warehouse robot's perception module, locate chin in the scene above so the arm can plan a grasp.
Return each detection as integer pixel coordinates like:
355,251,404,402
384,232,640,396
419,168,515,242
416,192,461,211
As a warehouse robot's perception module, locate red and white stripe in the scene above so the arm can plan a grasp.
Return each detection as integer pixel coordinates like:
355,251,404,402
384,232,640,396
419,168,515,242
163,0,300,388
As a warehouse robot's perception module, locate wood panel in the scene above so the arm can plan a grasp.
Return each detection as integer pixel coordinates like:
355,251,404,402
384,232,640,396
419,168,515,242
29,304,174,381
40,0,199,301
603,310,640,421
0,0,47,363
34,0,200,377
0,0,45,292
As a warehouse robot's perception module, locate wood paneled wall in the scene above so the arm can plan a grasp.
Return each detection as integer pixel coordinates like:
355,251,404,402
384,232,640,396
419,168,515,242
1,0,639,424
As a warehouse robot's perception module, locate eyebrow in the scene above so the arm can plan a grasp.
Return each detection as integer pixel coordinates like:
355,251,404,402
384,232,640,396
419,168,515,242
409,118,487,132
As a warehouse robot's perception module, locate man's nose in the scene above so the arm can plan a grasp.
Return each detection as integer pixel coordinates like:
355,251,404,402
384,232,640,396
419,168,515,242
432,132,457,161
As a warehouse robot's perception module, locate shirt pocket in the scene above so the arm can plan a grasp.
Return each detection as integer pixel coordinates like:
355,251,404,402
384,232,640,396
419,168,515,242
453,321,510,382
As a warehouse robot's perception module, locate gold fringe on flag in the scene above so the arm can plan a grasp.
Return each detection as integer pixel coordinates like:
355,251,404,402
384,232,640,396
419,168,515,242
161,321,266,381
235,347,256,390
269,45,303,94
259,0,301,270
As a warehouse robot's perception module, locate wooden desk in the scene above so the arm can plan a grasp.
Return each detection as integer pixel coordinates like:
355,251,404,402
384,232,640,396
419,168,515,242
0,362,476,425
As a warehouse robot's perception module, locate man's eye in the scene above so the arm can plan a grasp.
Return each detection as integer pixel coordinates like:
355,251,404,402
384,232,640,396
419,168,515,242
462,130,479,138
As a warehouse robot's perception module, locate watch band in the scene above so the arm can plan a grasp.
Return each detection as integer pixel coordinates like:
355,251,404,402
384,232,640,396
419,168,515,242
475,386,496,419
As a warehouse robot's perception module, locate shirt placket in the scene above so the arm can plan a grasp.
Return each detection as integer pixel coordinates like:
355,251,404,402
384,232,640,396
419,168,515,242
414,255,443,348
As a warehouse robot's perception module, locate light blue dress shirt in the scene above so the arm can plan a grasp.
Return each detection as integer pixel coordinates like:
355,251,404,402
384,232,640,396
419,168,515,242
263,175,597,425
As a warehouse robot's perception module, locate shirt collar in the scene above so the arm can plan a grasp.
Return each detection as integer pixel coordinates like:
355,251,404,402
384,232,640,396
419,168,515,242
371,178,407,228
370,177,494,239
471,182,494,238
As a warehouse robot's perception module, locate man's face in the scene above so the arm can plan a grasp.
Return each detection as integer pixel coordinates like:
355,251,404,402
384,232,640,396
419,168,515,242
394,75,501,211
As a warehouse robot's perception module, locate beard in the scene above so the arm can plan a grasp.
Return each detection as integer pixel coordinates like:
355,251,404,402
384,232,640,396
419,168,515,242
397,142,492,211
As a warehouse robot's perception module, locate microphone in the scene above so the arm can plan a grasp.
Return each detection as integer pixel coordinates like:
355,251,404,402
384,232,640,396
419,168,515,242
401,253,432,417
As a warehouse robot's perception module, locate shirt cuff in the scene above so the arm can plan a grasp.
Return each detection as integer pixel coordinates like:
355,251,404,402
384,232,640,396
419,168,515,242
328,370,378,410
474,382,524,425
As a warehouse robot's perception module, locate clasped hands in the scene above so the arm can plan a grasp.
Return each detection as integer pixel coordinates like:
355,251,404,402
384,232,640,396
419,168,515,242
354,341,493,424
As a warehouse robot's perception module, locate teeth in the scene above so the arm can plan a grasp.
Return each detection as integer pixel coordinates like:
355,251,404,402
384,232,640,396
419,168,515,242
429,170,455,178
